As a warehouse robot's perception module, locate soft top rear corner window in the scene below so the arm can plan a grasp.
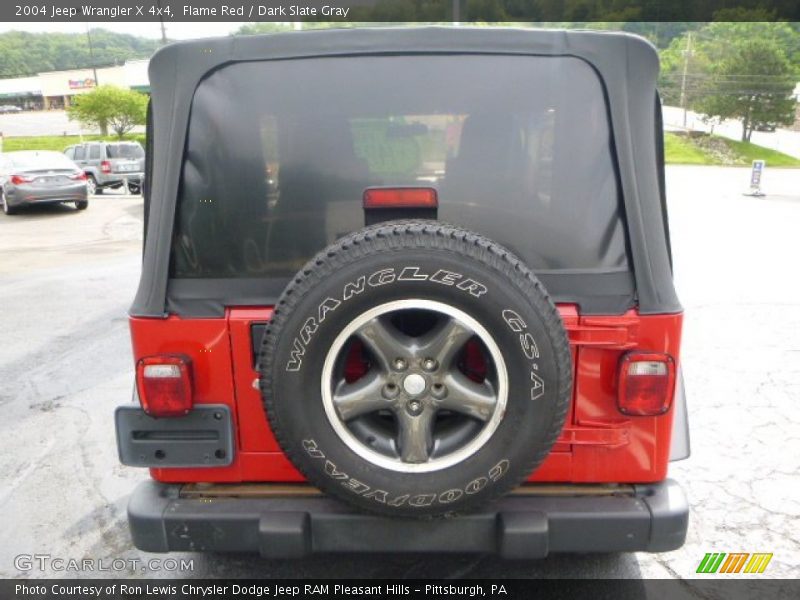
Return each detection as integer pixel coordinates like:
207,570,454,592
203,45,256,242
172,54,630,293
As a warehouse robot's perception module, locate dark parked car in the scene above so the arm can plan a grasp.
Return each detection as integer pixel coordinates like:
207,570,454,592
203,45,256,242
117,28,689,558
754,123,777,133
64,141,145,195
0,151,88,215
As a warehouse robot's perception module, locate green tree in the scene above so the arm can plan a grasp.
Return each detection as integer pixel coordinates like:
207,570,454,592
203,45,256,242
67,86,148,140
701,21,800,68
658,29,711,108
658,22,800,138
696,39,797,141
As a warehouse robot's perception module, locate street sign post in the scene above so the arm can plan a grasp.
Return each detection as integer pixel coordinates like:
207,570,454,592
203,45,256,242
745,160,766,197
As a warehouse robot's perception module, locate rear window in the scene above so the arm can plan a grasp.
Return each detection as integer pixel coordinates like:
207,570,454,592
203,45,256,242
173,54,628,279
8,151,77,170
108,143,144,159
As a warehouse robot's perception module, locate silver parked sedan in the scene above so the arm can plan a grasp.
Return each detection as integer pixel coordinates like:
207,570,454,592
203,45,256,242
0,151,89,215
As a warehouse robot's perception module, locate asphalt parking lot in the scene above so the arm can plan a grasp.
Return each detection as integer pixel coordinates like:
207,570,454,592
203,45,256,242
0,167,798,586
0,110,144,138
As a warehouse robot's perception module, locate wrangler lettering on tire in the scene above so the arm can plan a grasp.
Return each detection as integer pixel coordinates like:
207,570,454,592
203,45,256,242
260,221,572,517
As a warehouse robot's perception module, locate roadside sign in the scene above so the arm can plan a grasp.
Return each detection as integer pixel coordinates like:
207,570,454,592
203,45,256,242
745,160,766,197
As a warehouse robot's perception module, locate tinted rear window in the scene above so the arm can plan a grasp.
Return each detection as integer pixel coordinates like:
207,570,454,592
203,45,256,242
173,55,628,279
108,143,144,159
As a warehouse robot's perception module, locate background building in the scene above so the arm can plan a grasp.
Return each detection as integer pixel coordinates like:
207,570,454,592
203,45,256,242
0,76,41,110
0,60,150,111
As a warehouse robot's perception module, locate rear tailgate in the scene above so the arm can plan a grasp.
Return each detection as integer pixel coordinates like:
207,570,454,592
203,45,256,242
208,306,682,485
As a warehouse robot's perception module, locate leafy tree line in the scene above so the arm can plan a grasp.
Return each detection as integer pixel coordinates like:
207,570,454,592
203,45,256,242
659,22,799,140
0,29,159,78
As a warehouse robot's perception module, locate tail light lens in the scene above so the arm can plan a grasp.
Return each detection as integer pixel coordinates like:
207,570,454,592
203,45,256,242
136,355,193,417
617,352,676,416
70,172,87,181
363,187,438,209
10,174,33,185
100,160,112,174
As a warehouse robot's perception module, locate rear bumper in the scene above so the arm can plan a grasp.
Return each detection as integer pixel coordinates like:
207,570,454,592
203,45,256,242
98,172,143,187
128,479,688,558
6,185,87,206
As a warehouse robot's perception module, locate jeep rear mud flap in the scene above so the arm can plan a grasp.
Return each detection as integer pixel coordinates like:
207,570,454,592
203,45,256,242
127,480,688,558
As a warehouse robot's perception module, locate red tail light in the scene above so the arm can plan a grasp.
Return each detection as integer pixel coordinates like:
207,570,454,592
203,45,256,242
101,160,112,174
70,172,87,181
617,352,676,416
136,355,193,417
10,174,33,185
363,187,438,209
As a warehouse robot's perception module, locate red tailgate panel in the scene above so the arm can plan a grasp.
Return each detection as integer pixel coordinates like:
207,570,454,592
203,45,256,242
137,306,682,484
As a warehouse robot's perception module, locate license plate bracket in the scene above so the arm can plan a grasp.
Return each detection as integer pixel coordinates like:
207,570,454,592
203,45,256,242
115,404,234,468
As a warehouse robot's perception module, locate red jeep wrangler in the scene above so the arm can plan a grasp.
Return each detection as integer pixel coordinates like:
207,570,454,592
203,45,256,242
117,27,689,558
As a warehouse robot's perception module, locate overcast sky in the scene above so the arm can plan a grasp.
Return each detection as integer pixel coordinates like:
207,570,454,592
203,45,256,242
0,22,250,40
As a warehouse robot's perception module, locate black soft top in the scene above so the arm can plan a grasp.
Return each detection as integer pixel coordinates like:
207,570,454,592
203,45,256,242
132,27,680,317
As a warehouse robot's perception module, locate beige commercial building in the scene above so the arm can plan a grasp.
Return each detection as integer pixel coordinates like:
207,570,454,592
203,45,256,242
0,60,150,110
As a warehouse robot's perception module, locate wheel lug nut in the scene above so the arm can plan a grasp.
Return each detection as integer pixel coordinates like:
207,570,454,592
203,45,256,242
422,358,438,372
393,358,408,371
431,383,447,399
382,383,400,399
407,400,423,415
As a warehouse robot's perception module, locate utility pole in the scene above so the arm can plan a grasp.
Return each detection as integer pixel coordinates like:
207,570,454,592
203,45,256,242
679,32,693,129
85,23,106,136
157,0,167,43
86,23,99,86
452,0,461,25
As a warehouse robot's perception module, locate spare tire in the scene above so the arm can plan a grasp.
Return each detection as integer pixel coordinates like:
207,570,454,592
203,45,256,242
259,221,572,517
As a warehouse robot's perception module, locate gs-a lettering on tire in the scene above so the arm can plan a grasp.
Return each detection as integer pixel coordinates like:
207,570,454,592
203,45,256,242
259,221,572,517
